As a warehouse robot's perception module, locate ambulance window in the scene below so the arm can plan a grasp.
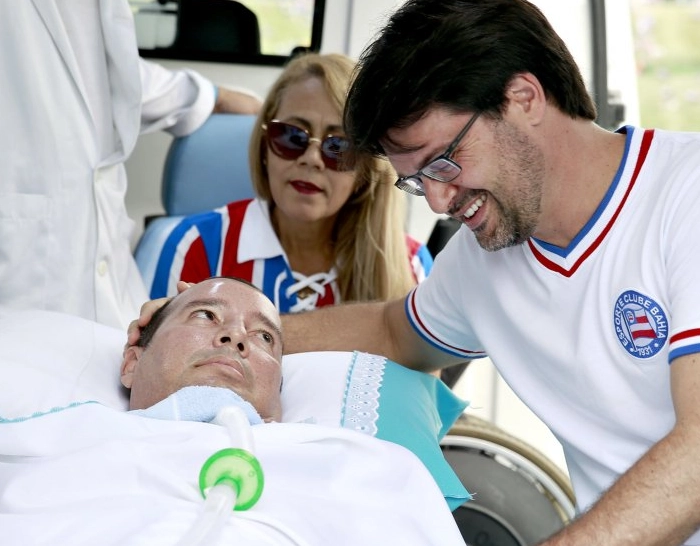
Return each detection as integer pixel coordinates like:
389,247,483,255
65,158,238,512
630,0,700,131
130,0,325,66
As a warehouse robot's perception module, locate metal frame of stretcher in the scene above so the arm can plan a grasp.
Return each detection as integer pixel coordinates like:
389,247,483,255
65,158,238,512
442,415,576,546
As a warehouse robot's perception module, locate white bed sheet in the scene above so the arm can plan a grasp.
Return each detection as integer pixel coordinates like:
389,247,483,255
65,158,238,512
0,402,466,545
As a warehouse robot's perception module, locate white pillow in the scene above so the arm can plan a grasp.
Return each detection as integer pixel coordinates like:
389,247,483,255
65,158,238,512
0,309,129,417
0,310,469,509
281,350,470,510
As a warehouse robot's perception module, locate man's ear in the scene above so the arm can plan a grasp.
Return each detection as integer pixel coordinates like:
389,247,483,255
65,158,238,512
504,72,546,124
121,346,143,389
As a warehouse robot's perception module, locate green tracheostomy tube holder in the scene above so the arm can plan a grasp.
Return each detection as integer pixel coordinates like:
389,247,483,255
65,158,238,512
198,447,264,511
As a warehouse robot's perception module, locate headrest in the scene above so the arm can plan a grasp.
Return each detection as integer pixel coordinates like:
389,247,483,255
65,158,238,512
162,113,257,216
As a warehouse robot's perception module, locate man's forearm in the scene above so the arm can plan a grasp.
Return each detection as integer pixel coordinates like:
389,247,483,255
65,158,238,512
540,427,700,546
280,300,392,355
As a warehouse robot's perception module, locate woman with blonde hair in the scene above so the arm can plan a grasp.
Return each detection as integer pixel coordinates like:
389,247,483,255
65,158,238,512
148,52,431,312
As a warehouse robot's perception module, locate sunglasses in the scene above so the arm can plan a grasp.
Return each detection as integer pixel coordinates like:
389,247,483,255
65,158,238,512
262,120,352,171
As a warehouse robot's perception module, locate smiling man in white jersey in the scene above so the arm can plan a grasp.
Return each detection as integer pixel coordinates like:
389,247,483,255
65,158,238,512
271,1,700,545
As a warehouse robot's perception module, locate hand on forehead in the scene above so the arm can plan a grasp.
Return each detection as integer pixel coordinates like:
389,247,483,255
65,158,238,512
175,278,280,321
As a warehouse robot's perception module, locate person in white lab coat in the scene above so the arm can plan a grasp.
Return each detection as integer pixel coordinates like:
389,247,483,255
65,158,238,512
0,0,261,329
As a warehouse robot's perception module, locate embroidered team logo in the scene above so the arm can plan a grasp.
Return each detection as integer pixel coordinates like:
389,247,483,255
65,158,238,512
613,290,668,359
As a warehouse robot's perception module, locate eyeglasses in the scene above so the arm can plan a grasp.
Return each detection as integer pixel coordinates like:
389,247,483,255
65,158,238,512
262,120,352,171
394,111,481,196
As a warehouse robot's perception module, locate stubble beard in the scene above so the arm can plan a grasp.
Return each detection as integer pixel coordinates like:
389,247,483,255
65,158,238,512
473,122,545,252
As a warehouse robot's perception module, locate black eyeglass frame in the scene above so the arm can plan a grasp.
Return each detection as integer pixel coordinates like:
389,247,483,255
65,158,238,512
262,119,352,171
394,111,481,196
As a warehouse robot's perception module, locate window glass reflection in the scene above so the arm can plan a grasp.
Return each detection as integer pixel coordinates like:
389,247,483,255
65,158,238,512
130,0,321,65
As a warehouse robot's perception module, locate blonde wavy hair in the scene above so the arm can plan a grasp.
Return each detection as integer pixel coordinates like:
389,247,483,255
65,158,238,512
249,52,416,302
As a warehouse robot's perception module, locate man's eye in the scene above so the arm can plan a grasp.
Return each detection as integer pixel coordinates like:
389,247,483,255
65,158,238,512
257,331,274,344
192,309,216,321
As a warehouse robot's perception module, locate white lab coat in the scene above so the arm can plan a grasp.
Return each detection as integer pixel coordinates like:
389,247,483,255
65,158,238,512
0,0,215,329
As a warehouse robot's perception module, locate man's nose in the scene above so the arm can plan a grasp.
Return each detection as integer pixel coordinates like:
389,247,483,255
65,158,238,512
216,327,249,356
423,177,458,215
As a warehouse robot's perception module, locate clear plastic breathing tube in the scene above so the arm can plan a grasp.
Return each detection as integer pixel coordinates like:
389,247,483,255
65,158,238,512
174,406,312,546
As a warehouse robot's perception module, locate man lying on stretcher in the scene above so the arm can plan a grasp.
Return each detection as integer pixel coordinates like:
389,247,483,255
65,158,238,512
0,277,466,546
121,276,284,425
